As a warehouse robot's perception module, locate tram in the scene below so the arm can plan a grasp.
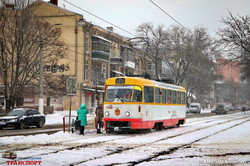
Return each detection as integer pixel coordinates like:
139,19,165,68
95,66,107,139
103,77,187,133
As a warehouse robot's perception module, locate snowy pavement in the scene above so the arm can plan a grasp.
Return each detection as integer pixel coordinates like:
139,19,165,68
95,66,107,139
0,112,249,166
44,110,95,126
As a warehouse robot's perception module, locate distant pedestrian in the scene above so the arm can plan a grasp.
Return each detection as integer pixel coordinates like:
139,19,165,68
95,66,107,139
77,104,89,135
242,106,246,114
95,103,104,134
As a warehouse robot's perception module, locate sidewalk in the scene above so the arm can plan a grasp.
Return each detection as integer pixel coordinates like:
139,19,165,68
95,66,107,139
44,111,96,131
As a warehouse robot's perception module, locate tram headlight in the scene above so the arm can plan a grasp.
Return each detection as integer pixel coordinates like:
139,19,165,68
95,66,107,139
105,111,110,116
125,111,130,117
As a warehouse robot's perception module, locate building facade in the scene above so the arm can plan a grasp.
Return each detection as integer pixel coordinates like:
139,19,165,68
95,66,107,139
214,58,249,106
27,1,143,112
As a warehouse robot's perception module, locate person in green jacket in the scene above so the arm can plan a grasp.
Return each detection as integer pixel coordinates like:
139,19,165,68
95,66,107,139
77,104,89,135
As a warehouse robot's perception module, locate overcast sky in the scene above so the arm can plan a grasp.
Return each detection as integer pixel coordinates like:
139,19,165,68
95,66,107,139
59,0,250,38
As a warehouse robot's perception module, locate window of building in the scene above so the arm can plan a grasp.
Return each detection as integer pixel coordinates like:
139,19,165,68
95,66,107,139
97,62,101,83
92,36,110,53
148,62,154,71
91,93,95,107
84,57,89,81
84,35,89,52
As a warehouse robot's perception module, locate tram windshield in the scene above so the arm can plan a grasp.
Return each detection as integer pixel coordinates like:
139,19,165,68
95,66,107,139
105,85,142,102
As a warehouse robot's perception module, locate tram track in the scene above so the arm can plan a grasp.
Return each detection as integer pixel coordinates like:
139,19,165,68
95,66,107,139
186,111,244,125
1,113,245,152
70,114,250,165
129,118,250,166
0,114,249,166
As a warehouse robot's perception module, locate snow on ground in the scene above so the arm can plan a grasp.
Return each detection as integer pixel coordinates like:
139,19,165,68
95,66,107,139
0,111,249,166
149,120,250,166
44,110,95,125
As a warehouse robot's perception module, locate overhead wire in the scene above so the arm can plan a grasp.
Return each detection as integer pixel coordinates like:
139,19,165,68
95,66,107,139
63,0,137,37
60,0,192,71
149,0,193,34
60,1,176,68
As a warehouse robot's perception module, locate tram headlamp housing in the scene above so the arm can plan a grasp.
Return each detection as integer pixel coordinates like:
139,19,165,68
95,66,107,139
125,111,130,117
105,111,110,116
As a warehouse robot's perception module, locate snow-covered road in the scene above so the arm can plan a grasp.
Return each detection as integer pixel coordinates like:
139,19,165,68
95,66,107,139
0,112,249,166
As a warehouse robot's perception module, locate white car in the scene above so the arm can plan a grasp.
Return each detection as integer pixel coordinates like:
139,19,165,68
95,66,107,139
189,103,201,114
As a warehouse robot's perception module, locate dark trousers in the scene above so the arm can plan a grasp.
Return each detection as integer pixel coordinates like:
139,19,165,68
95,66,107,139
80,126,85,135
97,121,103,133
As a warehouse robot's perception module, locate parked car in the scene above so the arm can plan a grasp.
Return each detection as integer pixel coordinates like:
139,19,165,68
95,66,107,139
235,106,242,110
189,103,201,114
215,103,228,114
0,108,45,129
211,107,216,113
228,106,234,111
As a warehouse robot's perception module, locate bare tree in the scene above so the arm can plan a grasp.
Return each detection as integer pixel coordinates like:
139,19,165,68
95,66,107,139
163,25,194,85
218,11,250,80
136,22,167,79
0,0,67,110
187,27,220,100
136,23,219,104
162,26,219,103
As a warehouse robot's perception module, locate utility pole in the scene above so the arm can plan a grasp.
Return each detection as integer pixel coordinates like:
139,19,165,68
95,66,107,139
0,39,6,111
39,36,44,114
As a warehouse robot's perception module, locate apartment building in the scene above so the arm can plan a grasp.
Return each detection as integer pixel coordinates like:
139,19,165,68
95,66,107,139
14,0,143,112
214,58,249,105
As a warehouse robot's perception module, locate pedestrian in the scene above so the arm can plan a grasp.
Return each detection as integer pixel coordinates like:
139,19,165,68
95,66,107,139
77,104,89,135
95,103,104,134
123,89,132,100
242,106,246,114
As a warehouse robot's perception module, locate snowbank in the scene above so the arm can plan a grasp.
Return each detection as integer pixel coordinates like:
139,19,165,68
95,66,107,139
44,111,95,125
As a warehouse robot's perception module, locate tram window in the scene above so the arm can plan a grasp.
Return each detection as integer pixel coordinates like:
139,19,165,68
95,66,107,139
181,92,186,104
105,85,133,102
177,92,181,104
122,89,132,102
162,89,166,104
144,86,154,103
172,91,176,104
133,86,142,102
155,88,160,103
167,90,172,104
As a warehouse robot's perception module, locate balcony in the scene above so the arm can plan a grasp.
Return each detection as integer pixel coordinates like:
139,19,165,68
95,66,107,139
92,50,109,62
92,36,110,62
121,45,135,69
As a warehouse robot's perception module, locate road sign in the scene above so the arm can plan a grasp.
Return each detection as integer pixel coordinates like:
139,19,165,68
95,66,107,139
66,77,77,96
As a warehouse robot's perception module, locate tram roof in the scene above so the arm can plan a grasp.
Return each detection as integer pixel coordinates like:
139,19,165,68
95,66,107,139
105,77,186,92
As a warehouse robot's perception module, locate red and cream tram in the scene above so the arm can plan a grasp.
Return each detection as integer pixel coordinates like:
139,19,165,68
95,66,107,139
103,77,187,132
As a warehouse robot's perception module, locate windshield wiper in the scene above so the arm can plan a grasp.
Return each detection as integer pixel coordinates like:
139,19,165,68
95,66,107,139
115,94,124,103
